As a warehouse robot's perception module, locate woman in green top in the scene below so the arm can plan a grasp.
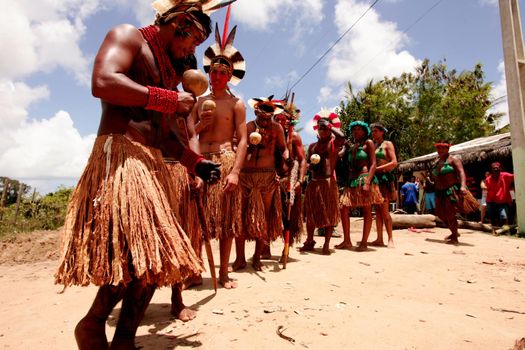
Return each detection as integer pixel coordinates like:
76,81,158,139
370,122,398,248
336,121,383,251
431,140,468,244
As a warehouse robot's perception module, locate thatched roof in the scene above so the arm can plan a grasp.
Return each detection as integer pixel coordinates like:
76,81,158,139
397,132,512,173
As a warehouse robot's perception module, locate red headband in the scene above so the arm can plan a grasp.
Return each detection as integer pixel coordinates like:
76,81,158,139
434,142,451,148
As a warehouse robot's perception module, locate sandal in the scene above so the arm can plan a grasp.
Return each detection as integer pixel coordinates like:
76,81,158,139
299,240,316,252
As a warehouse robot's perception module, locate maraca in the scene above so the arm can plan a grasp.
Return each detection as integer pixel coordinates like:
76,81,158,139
249,129,262,145
182,69,208,96
310,154,321,164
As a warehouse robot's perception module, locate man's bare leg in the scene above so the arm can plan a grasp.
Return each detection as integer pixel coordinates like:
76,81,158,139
219,237,237,289
299,220,316,251
356,205,372,251
232,235,247,271
252,239,264,271
261,243,272,259
322,226,333,255
170,283,196,322
111,281,155,349
259,189,274,262
335,206,353,249
75,285,126,350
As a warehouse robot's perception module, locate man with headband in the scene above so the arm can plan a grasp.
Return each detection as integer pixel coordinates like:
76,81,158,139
191,22,247,288
55,1,223,348
300,110,346,255
232,97,288,271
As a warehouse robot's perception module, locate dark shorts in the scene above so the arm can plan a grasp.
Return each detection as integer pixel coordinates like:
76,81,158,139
487,202,509,222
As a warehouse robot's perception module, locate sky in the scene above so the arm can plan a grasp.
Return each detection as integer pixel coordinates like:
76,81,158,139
0,0,521,195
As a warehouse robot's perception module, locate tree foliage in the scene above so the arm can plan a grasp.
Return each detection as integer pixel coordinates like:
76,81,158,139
0,177,31,206
0,185,73,237
337,59,501,161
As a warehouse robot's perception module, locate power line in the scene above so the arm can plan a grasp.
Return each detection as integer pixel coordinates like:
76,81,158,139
289,0,381,91
353,0,446,77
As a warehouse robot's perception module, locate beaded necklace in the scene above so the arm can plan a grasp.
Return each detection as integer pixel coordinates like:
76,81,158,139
139,25,177,89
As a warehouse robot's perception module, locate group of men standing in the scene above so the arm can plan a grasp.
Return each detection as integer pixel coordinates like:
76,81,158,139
53,1,310,348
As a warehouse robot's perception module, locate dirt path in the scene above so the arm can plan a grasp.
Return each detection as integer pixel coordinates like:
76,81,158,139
0,223,524,349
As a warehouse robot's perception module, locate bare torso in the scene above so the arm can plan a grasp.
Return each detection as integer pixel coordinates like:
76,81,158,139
96,27,162,139
195,94,240,153
244,120,284,169
309,137,339,179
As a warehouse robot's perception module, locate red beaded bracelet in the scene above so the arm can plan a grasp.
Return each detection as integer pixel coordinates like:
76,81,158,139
145,86,178,114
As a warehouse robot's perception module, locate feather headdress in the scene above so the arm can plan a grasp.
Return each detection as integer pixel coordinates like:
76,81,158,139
275,91,300,125
312,108,341,130
203,23,246,85
152,0,236,16
248,95,284,115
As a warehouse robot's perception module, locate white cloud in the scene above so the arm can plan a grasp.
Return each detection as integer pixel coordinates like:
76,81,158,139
489,61,509,128
233,0,323,39
316,0,420,106
0,80,50,151
317,86,333,104
264,71,300,90
0,111,95,193
479,0,498,6
327,0,420,87
125,0,157,26
0,0,106,193
0,0,99,85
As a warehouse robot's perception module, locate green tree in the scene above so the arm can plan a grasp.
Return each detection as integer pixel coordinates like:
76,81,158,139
0,177,31,206
337,59,500,161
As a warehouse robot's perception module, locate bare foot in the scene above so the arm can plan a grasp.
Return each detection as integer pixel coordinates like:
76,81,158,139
444,233,460,241
219,276,238,289
387,239,395,248
299,240,316,252
446,239,459,245
355,244,368,252
75,315,109,350
231,259,247,271
171,306,197,322
252,259,263,271
182,274,203,290
322,246,332,255
369,240,386,247
334,241,353,249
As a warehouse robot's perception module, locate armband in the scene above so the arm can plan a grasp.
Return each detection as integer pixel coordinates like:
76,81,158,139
145,86,178,114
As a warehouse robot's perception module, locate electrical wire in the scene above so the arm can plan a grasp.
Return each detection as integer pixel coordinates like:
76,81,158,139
352,0,446,77
289,0,381,91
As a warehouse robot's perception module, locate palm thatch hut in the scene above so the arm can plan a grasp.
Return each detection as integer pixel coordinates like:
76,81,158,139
398,132,512,173
397,132,513,199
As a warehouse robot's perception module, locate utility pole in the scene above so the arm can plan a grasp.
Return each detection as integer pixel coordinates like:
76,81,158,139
499,0,525,234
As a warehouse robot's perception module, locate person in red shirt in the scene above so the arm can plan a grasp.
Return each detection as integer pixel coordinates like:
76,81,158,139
485,162,514,227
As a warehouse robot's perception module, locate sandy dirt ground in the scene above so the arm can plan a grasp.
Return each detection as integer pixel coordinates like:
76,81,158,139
0,221,524,350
